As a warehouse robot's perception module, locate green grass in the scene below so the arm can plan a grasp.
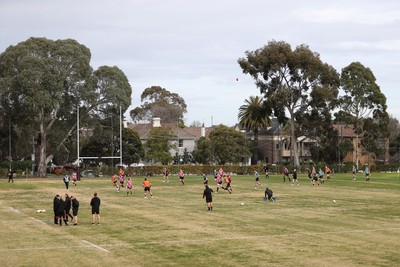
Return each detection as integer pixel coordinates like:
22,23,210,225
0,172,399,267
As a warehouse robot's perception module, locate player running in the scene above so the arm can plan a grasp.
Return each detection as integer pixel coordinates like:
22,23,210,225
126,178,133,195
311,166,319,186
178,169,185,185
255,171,262,189
163,167,169,183
318,168,324,184
291,169,299,186
325,165,331,181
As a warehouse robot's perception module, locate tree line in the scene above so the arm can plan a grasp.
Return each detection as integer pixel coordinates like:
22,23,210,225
238,40,395,168
0,38,399,177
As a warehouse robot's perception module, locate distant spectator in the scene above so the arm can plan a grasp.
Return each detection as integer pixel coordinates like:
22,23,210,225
8,169,14,183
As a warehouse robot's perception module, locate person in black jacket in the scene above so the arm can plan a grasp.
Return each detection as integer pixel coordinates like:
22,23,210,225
203,184,214,211
64,194,73,222
264,187,274,202
53,194,60,224
57,196,68,226
71,196,79,226
90,192,101,225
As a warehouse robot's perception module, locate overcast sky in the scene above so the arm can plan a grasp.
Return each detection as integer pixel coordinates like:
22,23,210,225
1,0,399,126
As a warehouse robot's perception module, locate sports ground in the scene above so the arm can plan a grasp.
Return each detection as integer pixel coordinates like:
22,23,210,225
0,172,399,266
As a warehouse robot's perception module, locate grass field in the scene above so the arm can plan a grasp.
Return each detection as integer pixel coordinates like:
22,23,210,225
0,172,399,267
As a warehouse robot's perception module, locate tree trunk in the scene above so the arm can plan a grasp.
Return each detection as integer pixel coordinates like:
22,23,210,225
290,116,300,166
37,111,47,177
384,137,389,165
355,134,359,170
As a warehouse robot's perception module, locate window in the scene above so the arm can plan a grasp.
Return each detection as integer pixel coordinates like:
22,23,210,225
276,144,280,150
179,139,183,148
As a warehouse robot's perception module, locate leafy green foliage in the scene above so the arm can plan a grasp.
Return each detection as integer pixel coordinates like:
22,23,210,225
0,38,132,176
339,62,389,166
238,41,339,166
145,127,176,165
130,86,187,124
192,137,211,164
238,95,271,140
122,128,144,165
0,38,93,176
209,125,251,164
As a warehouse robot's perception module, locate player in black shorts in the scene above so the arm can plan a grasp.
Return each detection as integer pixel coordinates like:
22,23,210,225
291,169,299,186
203,184,214,211
90,192,101,225
71,195,79,225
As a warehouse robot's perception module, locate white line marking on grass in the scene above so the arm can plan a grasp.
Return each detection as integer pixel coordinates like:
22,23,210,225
0,244,120,252
82,240,110,253
10,207,21,213
9,207,47,225
30,217,46,225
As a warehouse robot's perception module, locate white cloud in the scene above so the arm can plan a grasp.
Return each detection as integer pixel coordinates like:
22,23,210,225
1,0,400,125
293,7,400,25
337,40,400,52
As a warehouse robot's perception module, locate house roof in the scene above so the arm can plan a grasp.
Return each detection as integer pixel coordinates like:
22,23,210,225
127,122,213,140
259,118,281,135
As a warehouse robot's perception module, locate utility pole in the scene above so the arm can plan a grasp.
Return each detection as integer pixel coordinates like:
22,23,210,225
8,114,12,171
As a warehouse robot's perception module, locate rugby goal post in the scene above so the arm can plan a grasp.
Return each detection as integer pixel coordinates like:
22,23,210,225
76,106,123,169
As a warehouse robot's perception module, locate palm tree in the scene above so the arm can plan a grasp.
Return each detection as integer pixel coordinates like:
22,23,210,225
238,96,271,141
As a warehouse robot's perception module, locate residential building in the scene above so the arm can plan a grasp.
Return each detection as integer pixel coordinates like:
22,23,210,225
126,118,212,163
242,118,316,164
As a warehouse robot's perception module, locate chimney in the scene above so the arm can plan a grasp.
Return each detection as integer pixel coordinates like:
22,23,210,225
201,123,205,137
153,117,161,127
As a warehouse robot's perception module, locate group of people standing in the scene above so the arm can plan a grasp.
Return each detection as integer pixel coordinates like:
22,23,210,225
52,192,101,226
53,193,78,226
